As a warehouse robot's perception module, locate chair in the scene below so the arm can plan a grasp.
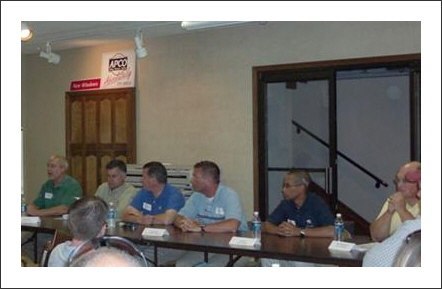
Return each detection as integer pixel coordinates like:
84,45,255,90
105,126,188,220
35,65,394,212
39,230,72,267
68,236,155,267
393,230,421,267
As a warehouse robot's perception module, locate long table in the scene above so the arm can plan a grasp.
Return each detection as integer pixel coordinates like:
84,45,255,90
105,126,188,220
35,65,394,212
22,217,369,267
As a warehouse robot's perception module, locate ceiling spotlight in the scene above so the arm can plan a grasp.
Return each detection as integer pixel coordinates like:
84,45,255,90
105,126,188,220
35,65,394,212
21,22,33,41
39,42,61,64
134,29,147,59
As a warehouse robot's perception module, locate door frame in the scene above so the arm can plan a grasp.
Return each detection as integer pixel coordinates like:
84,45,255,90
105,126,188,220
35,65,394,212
253,53,421,218
65,87,136,195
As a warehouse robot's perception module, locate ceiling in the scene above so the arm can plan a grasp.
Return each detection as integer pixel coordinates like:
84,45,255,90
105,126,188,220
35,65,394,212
21,21,186,55
21,21,257,55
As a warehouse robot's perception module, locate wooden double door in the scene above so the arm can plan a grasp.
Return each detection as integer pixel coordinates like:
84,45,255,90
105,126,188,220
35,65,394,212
66,88,136,196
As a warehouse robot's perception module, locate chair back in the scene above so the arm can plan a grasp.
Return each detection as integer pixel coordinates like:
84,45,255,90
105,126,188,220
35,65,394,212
393,230,421,267
40,230,71,267
68,235,154,267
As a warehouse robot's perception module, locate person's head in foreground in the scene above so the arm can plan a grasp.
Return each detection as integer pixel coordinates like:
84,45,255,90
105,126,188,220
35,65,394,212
70,247,143,267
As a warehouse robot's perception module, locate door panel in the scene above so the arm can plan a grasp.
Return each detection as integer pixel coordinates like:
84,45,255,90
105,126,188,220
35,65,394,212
66,88,136,196
99,99,112,143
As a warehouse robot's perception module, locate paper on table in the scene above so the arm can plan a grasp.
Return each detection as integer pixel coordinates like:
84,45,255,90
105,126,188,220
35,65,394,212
353,242,378,252
21,216,41,224
142,227,169,237
229,236,260,248
328,240,356,252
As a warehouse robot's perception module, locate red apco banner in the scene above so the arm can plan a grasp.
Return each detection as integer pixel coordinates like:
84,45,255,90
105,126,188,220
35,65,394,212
70,78,101,91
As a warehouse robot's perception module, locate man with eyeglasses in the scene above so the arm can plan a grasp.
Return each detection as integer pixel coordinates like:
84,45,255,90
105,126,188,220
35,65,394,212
261,170,335,267
363,167,421,266
369,161,421,242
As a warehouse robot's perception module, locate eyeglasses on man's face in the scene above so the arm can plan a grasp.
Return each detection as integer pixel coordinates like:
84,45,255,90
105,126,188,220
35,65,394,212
282,182,304,189
393,178,418,186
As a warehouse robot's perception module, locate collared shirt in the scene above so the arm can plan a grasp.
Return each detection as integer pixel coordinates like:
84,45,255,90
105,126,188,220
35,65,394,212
363,217,421,267
178,184,248,231
130,184,185,215
375,199,420,235
267,192,334,228
95,182,138,219
33,175,82,209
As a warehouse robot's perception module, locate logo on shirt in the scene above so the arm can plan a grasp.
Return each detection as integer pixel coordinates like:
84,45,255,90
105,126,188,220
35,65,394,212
44,192,53,199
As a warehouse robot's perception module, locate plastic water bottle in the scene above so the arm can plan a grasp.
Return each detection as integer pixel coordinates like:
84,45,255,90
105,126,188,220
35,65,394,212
107,202,116,228
251,211,262,245
21,192,27,216
334,213,344,241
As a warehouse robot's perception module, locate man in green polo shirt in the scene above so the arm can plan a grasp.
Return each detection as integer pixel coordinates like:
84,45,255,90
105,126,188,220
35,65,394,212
27,155,82,216
22,155,82,264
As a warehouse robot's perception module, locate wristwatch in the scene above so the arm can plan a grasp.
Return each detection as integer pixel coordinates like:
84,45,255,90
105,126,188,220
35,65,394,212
300,229,306,238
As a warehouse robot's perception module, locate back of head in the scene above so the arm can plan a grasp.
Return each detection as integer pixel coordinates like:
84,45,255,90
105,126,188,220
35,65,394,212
106,159,127,174
68,196,108,241
194,160,220,184
143,161,167,184
70,247,142,267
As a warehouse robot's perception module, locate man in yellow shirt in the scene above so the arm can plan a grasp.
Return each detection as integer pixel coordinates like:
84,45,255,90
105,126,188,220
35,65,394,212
370,161,420,242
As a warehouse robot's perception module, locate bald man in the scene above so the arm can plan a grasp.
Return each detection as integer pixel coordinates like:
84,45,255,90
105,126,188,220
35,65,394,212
369,161,421,242
27,155,82,216
70,247,143,267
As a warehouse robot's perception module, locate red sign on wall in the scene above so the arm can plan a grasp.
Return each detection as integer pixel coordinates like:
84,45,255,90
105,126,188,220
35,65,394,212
70,78,101,91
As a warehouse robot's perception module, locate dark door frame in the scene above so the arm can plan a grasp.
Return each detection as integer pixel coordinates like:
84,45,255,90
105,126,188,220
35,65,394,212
253,53,421,219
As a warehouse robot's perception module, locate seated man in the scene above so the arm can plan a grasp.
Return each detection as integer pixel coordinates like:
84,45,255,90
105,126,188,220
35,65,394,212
27,155,82,216
22,155,82,262
95,159,138,220
370,161,421,242
122,161,185,265
364,167,421,267
261,170,334,267
48,196,108,266
173,160,249,267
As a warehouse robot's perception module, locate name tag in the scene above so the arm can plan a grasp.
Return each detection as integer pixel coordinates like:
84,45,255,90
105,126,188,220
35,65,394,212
143,202,152,211
44,192,53,199
215,207,225,216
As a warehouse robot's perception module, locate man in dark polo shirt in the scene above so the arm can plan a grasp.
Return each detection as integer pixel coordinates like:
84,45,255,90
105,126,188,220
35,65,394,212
261,170,334,267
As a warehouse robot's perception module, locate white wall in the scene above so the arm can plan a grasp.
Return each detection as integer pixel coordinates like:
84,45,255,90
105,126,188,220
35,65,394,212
22,21,420,218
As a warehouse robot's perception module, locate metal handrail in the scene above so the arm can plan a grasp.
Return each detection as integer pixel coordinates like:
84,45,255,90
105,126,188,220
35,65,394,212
291,119,388,188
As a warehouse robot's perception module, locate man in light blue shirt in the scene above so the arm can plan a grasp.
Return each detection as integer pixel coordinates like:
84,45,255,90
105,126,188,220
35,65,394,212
174,160,248,266
48,196,108,266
